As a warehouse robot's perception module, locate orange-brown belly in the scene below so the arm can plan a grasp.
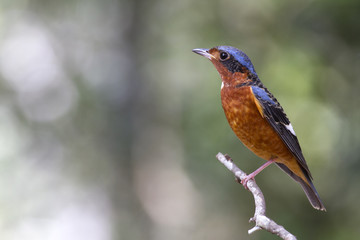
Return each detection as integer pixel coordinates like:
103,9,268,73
221,86,294,163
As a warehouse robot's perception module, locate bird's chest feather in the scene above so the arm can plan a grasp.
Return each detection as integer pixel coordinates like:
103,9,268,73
220,86,287,160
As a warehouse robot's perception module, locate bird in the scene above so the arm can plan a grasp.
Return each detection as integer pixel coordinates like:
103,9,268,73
192,46,326,211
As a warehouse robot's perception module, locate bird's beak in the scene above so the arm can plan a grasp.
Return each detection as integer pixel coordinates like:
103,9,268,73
192,48,215,60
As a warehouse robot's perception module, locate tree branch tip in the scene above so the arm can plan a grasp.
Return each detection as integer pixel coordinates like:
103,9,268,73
248,226,262,234
216,152,232,162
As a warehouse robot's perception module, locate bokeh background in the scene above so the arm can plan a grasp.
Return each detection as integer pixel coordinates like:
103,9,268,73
0,0,359,239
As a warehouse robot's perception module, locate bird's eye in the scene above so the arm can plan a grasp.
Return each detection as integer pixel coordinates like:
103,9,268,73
219,51,230,61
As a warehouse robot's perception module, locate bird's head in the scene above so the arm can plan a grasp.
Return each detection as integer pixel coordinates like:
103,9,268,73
192,46,258,85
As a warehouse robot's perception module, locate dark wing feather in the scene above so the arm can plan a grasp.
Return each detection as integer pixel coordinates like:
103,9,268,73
251,85,312,178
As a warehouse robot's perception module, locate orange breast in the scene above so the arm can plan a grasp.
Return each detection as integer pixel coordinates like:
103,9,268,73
221,86,295,164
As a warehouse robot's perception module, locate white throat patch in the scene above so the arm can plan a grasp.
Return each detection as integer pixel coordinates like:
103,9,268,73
221,81,224,89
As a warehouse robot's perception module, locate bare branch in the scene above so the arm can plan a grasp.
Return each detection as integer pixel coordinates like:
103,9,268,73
216,152,297,240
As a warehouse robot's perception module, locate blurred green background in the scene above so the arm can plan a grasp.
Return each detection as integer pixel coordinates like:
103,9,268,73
0,0,359,239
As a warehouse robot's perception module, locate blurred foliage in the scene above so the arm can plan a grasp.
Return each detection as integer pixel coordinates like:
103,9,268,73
0,0,359,239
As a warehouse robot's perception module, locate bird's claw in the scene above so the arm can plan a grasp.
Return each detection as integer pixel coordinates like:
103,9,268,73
241,175,255,190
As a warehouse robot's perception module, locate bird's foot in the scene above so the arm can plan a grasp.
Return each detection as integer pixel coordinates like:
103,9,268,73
240,159,276,189
241,173,256,190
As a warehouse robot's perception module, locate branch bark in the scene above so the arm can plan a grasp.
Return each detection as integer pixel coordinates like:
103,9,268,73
216,152,297,240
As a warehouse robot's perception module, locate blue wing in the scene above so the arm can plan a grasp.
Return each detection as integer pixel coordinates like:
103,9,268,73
250,85,312,178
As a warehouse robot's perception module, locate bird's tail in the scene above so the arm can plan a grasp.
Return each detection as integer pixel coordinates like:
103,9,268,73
276,163,326,211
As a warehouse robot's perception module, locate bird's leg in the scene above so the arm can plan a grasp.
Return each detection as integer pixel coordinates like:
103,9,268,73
241,159,276,189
